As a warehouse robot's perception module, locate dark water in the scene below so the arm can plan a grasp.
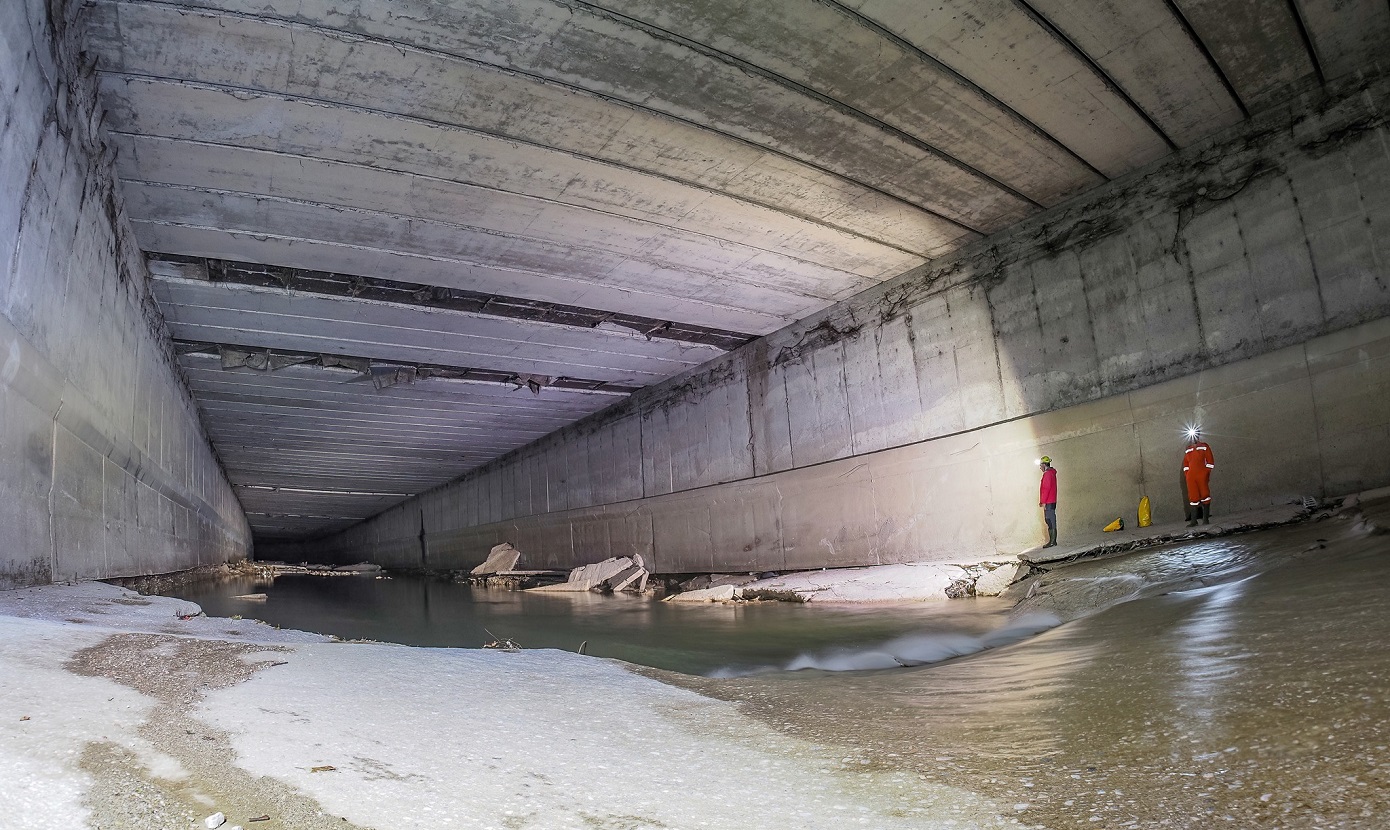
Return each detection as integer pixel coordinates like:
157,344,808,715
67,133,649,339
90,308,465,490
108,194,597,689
169,573,1019,676
170,499,1390,828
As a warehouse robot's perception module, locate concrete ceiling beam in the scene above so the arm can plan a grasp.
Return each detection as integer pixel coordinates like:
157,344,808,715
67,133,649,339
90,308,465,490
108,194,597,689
1293,0,1390,81
127,184,875,309
845,0,1172,177
1023,0,1246,142
588,0,1106,203
97,77,971,263
1169,0,1318,110
84,0,1039,232
183,377,608,423
154,278,711,385
87,25,981,255
134,220,799,334
115,136,927,283
177,355,629,404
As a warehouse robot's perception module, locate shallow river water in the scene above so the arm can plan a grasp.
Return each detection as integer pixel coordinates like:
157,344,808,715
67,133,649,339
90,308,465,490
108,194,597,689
169,500,1390,829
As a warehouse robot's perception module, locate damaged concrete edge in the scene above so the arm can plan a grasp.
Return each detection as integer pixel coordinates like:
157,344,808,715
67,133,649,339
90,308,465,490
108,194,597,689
174,339,642,395
146,253,757,351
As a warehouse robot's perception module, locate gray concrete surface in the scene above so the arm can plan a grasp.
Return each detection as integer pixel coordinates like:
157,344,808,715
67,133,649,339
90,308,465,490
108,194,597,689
303,73,1390,572
0,0,249,587
61,0,1390,540
8,0,1390,573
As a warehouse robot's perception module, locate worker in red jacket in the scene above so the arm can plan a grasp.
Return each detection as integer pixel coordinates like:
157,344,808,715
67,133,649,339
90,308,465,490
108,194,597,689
1183,433,1215,526
1038,456,1058,547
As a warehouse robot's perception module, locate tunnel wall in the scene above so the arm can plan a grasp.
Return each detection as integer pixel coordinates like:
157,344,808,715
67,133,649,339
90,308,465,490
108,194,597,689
308,72,1390,572
0,1,251,587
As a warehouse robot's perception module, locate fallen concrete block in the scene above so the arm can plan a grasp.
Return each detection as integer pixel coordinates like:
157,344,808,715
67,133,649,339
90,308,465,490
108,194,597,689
526,578,603,593
679,575,711,592
974,563,1020,597
333,563,382,573
666,584,740,603
610,567,647,593
526,557,635,592
568,557,634,586
709,573,758,588
471,543,523,576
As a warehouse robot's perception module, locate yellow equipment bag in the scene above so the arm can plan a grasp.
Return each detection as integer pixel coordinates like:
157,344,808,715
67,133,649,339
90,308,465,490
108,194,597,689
1138,496,1152,528
1103,517,1125,532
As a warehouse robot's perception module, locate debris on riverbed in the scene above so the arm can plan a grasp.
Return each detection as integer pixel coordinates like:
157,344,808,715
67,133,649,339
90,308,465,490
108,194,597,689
482,629,521,651
459,543,569,589
232,593,267,602
526,555,652,595
664,562,1021,603
471,543,522,576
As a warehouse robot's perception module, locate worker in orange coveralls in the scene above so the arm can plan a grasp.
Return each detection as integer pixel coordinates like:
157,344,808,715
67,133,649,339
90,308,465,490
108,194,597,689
1183,432,1215,526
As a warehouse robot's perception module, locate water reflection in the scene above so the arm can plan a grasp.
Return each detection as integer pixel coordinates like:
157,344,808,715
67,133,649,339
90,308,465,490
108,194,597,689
1170,577,1254,720
687,507,1390,828
168,574,1016,676
172,500,1390,827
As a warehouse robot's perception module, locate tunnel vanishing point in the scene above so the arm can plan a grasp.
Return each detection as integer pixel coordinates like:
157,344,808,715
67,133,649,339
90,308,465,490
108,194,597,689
3,0,1389,588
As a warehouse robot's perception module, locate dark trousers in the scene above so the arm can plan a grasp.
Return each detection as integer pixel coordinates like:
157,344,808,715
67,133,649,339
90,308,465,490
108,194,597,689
1043,503,1057,543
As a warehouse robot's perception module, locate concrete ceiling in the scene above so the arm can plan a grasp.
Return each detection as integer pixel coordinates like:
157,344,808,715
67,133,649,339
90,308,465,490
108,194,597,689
77,0,1390,541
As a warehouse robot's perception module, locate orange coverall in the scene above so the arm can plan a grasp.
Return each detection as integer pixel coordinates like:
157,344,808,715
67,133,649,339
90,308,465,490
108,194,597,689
1183,441,1215,505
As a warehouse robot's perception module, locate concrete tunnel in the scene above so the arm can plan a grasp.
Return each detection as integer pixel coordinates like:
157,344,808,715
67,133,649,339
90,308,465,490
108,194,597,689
3,0,1390,588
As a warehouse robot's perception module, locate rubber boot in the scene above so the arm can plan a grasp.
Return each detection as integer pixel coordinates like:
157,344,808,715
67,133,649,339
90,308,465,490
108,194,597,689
1186,506,1198,528
1048,526,1057,547
1201,502,1211,525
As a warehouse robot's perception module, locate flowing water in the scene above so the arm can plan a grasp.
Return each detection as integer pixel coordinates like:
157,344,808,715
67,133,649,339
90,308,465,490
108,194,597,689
166,498,1390,828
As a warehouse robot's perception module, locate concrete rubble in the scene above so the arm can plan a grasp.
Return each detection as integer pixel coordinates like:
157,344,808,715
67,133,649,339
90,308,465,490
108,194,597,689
667,563,983,603
470,543,523,576
527,555,651,594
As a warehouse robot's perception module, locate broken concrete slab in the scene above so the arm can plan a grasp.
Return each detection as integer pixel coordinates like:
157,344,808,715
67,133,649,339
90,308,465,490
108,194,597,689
665,584,740,603
709,574,759,588
673,563,973,603
526,557,640,593
332,563,382,573
973,563,1020,597
471,543,523,576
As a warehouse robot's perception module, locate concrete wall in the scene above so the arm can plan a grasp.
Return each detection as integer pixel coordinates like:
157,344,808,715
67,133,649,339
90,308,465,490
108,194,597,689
308,71,1390,572
0,0,251,587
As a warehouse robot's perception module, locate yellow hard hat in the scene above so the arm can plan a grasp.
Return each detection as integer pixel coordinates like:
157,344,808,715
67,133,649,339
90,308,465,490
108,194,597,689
1039,456,1051,464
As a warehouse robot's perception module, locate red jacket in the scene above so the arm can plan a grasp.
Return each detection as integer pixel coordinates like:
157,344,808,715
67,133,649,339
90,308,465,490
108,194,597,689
1039,467,1057,505
1183,442,1215,476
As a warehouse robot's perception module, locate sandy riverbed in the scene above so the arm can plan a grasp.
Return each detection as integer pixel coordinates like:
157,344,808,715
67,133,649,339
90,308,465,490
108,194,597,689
0,583,1022,830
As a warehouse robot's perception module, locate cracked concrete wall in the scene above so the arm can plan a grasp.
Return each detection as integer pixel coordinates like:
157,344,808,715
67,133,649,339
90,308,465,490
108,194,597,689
0,0,251,587
308,71,1390,572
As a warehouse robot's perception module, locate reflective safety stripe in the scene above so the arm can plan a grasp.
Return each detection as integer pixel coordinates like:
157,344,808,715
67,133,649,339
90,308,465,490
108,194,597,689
1182,465,1190,471
1206,463,1215,468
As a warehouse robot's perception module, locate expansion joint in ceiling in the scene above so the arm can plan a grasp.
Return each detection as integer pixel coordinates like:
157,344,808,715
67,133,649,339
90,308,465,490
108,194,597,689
1010,0,1180,152
149,253,756,352
173,339,642,395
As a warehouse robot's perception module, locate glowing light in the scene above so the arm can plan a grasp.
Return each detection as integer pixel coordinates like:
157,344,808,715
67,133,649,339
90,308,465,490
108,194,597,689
1184,424,1200,440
